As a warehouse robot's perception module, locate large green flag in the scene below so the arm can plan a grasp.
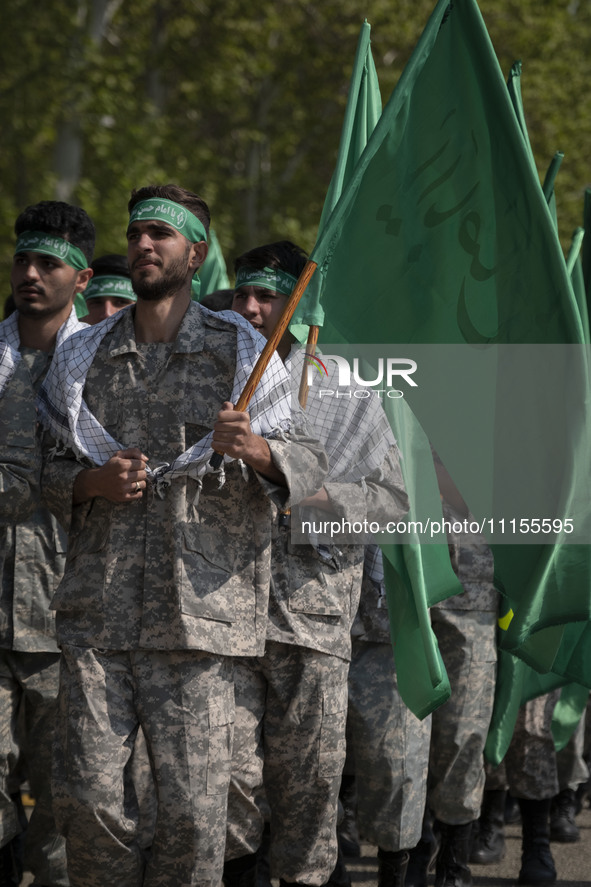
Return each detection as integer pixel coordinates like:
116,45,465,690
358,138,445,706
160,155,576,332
293,18,462,717
291,20,382,341
484,61,590,763
295,0,591,688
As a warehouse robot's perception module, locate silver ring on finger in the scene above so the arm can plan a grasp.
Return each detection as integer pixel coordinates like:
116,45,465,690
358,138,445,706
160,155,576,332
134,481,141,491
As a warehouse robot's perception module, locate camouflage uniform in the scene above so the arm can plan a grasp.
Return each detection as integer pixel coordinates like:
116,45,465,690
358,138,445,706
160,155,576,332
486,691,561,799
0,312,85,887
346,550,431,852
427,538,498,823
0,350,39,849
225,354,408,885
346,524,498,856
556,713,589,793
41,303,326,887
0,352,38,525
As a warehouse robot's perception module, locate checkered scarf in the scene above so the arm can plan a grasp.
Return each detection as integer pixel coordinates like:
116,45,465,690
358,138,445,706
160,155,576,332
0,343,21,398
287,349,396,484
0,305,87,351
38,305,293,489
363,543,385,588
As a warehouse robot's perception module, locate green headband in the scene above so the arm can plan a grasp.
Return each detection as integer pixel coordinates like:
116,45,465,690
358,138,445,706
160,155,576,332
14,231,88,271
234,266,298,297
84,275,136,303
128,199,208,243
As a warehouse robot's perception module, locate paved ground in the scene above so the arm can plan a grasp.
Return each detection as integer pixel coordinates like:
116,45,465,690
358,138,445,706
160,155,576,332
19,803,591,886
345,805,591,887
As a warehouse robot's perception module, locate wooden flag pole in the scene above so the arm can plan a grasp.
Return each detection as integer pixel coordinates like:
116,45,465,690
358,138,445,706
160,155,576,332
210,260,318,468
298,324,320,409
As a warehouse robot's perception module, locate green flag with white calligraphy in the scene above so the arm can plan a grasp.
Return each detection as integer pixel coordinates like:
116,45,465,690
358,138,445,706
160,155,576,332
303,0,591,690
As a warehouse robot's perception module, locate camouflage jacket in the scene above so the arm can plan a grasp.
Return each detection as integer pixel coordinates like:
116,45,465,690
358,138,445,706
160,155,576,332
353,507,498,646
0,345,68,652
267,352,408,660
0,354,38,526
439,501,498,612
42,303,327,655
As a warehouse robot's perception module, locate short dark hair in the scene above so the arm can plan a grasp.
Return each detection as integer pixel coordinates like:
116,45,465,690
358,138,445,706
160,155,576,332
91,253,130,279
14,200,95,265
128,184,210,238
234,241,307,280
199,288,234,312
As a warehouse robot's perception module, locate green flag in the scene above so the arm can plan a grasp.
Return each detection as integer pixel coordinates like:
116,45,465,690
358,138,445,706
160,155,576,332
291,20,382,341
297,0,591,691
582,189,591,304
293,17,462,717
192,228,230,301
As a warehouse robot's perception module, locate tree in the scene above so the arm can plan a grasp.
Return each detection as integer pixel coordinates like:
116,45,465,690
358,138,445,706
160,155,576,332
1,0,590,314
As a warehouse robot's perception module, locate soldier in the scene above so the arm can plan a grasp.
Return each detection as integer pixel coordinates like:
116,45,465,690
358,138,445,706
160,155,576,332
345,544,431,887
223,241,409,887
84,254,136,325
38,187,326,887
473,690,568,885
0,200,94,887
401,453,499,887
423,536,498,887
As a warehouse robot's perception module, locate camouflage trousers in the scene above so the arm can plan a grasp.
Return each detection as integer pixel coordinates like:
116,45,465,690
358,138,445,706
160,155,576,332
347,639,431,851
53,646,234,887
557,709,589,792
428,607,498,824
485,690,561,799
225,642,348,885
0,649,68,885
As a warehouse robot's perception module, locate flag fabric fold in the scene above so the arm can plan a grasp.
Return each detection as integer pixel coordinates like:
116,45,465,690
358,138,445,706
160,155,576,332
293,0,591,714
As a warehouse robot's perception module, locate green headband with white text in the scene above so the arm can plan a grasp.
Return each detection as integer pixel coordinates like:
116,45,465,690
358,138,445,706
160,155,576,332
84,276,136,303
234,266,298,297
14,231,88,271
128,199,208,243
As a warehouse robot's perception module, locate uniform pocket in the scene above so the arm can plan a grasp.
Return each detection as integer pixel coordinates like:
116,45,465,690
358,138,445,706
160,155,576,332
206,684,235,795
318,680,348,778
287,545,350,618
179,525,236,623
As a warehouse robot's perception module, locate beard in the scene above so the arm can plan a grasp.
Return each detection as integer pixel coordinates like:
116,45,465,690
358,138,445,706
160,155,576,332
132,247,191,302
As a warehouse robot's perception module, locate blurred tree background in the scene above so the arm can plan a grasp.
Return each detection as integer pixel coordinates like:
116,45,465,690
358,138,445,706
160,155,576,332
1,0,590,311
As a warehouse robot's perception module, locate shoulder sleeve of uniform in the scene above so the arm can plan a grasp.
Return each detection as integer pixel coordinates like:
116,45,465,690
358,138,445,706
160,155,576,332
0,359,40,524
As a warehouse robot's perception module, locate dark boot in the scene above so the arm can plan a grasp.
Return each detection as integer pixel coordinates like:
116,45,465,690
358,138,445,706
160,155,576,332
0,840,20,887
518,798,556,886
337,775,360,858
470,790,507,864
406,816,438,887
550,788,580,843
377,848,409,887
505,793,521,824
433,821,473,887
224,851,259,887
256,824,272,887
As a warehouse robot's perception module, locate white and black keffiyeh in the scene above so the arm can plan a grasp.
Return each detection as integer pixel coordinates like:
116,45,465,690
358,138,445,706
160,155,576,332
287,349,396,484
363,543,385,588
0,343,20,398
38,306,292,489
0,304,87,352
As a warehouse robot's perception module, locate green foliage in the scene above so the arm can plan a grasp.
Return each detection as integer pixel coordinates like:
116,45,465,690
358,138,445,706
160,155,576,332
1,0,590,315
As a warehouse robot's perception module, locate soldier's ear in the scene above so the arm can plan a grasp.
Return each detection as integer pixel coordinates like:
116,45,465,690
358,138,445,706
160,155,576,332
189,242,208,273
75,267,93,293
